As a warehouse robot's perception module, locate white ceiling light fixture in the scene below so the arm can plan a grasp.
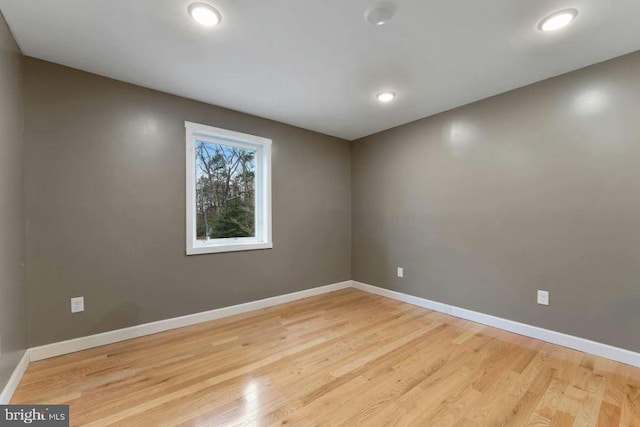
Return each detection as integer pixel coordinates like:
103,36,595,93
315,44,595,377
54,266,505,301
376,91,396,103
188,2,222,27
538,9,578,32
365,4,396,26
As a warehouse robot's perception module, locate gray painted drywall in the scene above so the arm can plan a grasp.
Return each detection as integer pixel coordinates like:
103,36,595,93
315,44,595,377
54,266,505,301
17,46,640,355
23,58,351,346
0,11,27,391
352,51,640,352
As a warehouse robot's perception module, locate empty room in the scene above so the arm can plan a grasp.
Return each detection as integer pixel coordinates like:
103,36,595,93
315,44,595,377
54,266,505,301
1,0,639,426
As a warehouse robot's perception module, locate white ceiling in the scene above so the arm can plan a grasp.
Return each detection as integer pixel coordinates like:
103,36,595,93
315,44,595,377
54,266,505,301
1,0,639,140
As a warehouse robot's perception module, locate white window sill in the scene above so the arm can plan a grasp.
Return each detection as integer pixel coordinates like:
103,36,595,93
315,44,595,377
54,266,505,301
186,241,273,255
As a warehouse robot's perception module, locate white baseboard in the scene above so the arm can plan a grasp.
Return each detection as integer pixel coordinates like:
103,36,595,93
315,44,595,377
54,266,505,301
29,280,352,362
352,281,640,368
0,350,30,404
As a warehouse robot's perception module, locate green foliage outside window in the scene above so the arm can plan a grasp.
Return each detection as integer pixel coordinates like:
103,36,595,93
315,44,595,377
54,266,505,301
195,140,256,240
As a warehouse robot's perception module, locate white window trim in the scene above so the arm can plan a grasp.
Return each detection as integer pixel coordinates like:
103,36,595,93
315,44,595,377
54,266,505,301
185,121,272,255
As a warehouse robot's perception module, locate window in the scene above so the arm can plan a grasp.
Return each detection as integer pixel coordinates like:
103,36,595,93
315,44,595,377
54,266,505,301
185,121,272,255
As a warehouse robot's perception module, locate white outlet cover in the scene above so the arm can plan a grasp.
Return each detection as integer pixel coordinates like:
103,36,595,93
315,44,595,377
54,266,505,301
397,267,404,278
71,296,85,313
537,290,549,306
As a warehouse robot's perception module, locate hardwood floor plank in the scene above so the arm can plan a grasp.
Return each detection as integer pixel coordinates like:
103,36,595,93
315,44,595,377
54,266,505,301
620,384,640,427
524,376,568,426
10,288,640,426
597,401,622,427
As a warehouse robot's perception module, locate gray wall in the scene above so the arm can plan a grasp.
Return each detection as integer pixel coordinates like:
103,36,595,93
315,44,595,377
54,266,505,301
23,58,351,346
352,51,640,352
0,11,27,390
17,46,640,353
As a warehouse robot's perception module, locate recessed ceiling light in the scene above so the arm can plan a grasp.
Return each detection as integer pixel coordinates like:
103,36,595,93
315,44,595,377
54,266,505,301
365,5,395,26
188,2,222,27
538,9,577,32
376,91,396,103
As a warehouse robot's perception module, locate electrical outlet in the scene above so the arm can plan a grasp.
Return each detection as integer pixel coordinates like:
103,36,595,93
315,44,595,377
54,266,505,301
537,290,549,306
71,296,85,313
397,267,404,278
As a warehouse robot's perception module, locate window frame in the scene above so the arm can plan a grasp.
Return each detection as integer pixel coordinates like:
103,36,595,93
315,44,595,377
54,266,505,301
185,121,272,255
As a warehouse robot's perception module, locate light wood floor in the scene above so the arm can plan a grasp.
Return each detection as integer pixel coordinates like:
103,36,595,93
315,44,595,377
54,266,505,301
12,288,640,426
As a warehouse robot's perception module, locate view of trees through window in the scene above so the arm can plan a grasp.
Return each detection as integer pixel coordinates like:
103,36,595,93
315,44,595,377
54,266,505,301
195,140,256,240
